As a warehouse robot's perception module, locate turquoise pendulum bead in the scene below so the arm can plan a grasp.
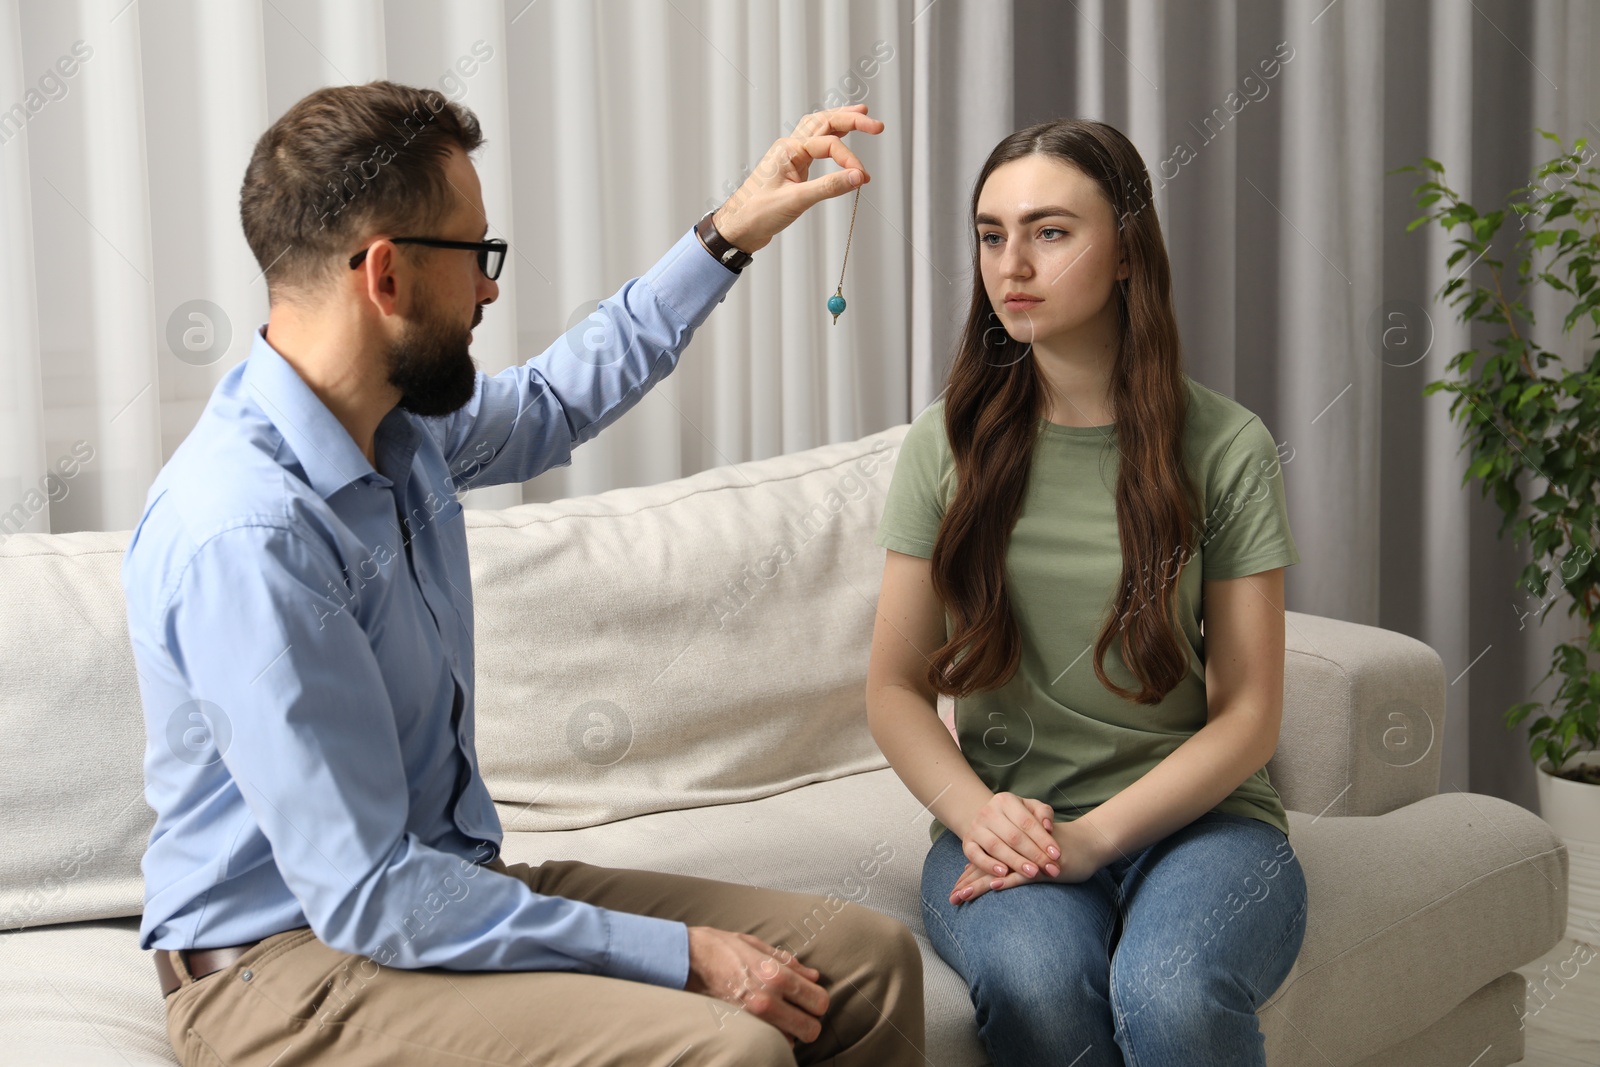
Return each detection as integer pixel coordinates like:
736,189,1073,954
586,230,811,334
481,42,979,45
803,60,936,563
829,184,862,326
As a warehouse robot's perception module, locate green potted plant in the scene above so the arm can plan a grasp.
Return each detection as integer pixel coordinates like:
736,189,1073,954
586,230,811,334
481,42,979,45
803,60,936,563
1396,131,1598,945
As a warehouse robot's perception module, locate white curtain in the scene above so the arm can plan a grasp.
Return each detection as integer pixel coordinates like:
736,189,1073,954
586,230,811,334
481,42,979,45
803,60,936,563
0,0,1014,526
1011,0,1598,811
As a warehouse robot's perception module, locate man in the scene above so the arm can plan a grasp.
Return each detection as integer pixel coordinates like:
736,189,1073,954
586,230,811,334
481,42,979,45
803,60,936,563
122,80,923,1066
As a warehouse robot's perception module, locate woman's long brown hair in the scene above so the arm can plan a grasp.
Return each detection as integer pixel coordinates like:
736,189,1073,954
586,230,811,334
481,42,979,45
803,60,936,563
926,118,1199,706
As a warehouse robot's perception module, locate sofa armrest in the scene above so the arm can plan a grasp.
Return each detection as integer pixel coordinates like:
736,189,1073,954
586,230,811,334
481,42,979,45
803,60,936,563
1268,610,1446,819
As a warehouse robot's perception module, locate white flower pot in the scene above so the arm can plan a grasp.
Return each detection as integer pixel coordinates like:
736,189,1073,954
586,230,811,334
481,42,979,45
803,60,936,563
1534,752,1600,947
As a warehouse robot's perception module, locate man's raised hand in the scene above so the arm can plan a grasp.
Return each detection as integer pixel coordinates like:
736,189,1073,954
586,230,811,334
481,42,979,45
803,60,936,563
711,105,884,255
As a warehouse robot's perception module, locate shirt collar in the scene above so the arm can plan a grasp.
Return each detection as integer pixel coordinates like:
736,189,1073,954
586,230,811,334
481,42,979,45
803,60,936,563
242,323,420,498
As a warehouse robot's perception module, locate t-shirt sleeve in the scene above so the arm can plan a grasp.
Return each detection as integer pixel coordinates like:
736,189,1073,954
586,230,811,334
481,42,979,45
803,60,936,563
1201,415,1301,580
874,404,952,559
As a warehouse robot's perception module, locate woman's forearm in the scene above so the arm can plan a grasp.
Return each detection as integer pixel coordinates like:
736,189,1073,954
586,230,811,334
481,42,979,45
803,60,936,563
1074,708,1276,864
867,684,993,839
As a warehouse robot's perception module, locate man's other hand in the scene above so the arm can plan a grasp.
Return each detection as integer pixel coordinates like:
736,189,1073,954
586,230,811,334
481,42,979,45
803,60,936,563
684,925,829,1048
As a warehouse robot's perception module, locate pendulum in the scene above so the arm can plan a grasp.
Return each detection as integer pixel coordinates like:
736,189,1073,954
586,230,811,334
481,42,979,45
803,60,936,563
828,184,862,325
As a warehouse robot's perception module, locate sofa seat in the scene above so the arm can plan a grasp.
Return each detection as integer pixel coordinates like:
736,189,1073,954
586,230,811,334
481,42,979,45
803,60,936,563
1,767,1565,1067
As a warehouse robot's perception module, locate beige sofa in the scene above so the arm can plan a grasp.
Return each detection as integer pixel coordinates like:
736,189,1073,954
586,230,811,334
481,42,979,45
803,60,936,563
0,421,1569,1066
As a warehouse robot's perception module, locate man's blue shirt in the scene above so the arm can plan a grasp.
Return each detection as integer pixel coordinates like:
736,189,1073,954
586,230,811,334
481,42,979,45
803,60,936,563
123,225,738,988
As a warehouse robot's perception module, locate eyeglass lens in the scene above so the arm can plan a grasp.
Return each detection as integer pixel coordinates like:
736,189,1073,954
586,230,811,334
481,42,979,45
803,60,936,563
481,245,505,280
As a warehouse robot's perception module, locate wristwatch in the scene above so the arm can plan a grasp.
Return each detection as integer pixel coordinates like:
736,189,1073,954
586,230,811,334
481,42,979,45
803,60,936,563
695,209,754,274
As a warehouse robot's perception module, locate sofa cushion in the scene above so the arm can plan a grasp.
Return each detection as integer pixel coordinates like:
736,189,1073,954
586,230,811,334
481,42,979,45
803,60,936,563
0,530,151,933
464,425,906,831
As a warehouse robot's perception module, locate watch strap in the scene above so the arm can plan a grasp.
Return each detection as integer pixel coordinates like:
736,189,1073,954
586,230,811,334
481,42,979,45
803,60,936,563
696,210,753,273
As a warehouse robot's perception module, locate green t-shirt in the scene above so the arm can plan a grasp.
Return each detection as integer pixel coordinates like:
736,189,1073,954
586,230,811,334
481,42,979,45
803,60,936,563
873,376,1300,846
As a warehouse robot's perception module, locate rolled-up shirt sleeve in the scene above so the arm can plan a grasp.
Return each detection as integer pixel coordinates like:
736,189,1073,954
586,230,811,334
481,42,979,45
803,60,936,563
162,521,689,987
429,225,739,491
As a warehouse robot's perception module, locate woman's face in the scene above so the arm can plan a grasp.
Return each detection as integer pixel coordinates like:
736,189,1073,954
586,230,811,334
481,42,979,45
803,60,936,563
975,154,1128,348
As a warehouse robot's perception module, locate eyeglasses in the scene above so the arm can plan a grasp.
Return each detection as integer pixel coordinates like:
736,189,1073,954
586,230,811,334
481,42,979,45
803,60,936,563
348,236,508,281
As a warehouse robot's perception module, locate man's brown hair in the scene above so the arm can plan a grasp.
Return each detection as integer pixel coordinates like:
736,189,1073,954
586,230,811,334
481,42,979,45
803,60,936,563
239,80,485,305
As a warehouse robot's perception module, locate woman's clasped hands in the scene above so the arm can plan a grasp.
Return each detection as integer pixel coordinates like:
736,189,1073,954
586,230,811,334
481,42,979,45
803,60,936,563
948,791,1106,905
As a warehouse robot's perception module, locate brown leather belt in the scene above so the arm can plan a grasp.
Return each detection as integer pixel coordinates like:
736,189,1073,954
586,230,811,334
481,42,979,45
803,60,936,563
154,942,261,998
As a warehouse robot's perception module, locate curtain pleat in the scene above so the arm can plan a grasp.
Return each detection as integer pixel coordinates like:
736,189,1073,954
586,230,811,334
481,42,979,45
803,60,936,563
0,1,47,533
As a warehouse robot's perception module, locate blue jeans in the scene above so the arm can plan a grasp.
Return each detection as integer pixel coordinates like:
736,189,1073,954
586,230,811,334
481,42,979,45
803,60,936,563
920,810,1307,1067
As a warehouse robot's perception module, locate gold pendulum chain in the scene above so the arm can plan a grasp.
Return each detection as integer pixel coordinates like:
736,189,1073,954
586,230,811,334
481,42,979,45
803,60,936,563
828,185,862,325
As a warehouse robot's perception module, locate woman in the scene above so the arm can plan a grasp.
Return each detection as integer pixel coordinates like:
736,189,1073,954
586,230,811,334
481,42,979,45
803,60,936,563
865,118,1308,1066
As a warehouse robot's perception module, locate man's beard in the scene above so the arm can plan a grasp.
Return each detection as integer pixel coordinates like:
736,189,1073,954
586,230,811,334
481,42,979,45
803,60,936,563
387,292,481,417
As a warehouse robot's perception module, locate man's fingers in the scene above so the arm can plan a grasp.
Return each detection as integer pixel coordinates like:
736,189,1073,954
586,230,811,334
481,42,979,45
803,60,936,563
792,104,865,138
781,962,830,1018
789,167,864,210
742,964,826,1044
736,934,828,1015
790,104,883,140
785,954,823,984
784,955,822,979
713,106,883,248
782,138,868,210
799,134,866,176
756,953,828,1017
738,931,819,977
751,992,824,1044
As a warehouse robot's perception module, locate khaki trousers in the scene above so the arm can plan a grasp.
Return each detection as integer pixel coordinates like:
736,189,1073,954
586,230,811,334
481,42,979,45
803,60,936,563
161,854,926,1066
